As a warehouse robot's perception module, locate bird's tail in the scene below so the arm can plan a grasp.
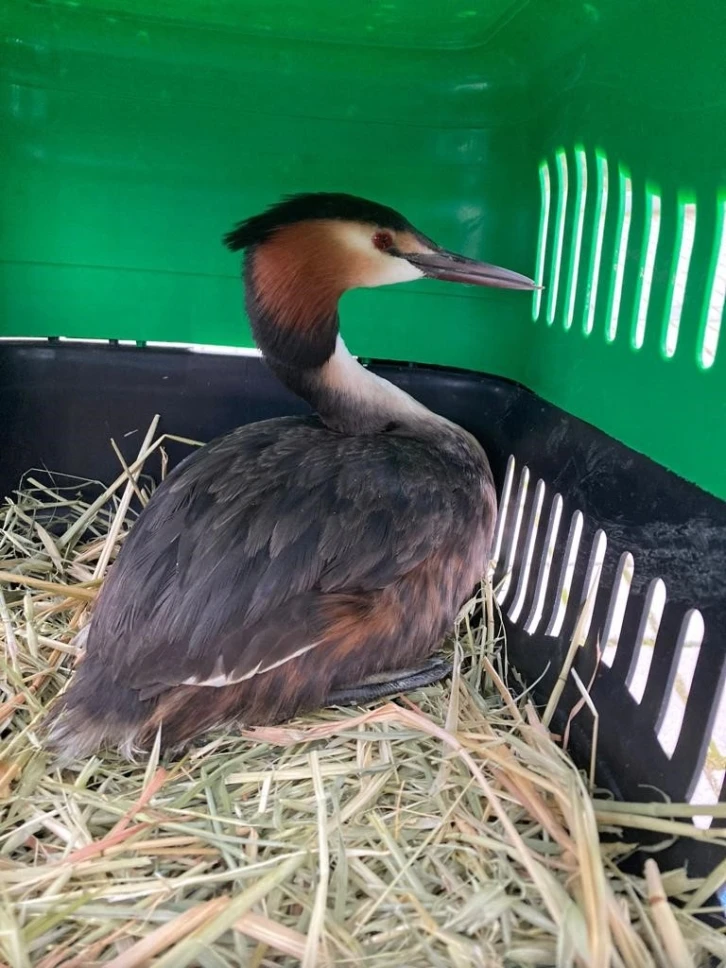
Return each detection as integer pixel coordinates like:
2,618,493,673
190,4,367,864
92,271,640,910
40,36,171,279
43,656,151,764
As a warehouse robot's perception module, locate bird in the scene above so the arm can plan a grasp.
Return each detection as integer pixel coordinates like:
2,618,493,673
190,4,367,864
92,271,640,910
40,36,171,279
44,192,537,761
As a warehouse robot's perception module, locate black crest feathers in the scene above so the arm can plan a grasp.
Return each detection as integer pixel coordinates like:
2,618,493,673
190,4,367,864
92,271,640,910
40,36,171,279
223,192,415,252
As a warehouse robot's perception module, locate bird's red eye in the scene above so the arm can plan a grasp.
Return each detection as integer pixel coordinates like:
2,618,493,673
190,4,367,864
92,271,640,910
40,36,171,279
372,231,394,252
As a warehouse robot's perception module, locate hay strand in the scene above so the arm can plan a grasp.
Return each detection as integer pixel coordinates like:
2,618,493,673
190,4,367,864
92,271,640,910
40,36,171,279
644,859,696,968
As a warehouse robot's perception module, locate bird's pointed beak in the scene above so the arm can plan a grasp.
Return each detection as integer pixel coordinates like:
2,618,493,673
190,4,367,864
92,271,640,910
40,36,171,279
402,249,540,291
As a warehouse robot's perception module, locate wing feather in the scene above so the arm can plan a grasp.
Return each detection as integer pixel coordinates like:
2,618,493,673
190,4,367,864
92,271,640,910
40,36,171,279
86,415,490,692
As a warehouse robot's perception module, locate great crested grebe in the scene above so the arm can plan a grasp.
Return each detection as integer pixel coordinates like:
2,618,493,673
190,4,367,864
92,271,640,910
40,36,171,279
45,193,537,760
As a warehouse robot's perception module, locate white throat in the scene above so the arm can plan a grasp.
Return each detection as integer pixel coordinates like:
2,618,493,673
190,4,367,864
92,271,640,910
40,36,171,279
321,336,442,425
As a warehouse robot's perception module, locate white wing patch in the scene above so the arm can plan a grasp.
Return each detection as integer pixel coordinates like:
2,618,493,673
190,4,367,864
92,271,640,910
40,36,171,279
181,639,323,688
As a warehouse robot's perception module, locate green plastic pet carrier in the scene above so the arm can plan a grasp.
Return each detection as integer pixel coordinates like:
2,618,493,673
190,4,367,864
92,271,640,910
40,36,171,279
2,0,725,950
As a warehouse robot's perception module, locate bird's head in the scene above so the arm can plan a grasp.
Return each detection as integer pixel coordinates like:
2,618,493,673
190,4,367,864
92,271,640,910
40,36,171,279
224,192,537,369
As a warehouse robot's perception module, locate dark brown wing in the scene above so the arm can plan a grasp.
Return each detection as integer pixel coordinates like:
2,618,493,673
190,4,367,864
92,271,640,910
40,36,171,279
87,415,492,693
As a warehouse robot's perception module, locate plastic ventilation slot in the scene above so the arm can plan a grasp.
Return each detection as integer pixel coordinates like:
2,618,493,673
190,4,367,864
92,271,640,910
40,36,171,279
564,147,588,330
58,337,109,345
600,552,634,667
700,198,726,368
575,529,608,644
626,577,667,703
533,162,551,321
657,609,704,759
546,149,568,325
690,675,726,830
524,493,564,635
508,479,546,624
496,465,530,606
664,202,697,358
633,190,661,350
0,336,50,343
490,455,516,576
607,170,633,342
545,510,584,638
584,152,609,336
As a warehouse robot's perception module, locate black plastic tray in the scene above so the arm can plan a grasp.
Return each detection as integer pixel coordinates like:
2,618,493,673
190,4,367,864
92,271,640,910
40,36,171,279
2,340,725,888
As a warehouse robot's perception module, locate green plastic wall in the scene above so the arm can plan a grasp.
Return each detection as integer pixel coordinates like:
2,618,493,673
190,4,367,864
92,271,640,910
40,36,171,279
1,1,725,500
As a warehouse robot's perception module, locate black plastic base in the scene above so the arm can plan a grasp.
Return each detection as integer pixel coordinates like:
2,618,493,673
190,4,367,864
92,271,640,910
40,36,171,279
2,341,725,889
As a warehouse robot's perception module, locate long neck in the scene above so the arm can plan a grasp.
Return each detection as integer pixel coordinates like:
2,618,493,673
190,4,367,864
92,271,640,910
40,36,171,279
245,251,437,435
275,335,443,434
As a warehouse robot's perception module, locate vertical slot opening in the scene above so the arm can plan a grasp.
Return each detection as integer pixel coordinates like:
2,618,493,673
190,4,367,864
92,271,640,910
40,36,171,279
663,202,697,358
545,510,584,638
626,577,666,704
600,552,634,667
632,189,662,350
689,674,726,830
657,609,704,758
699,198,726,369
576,529,608,645
509,479,546,624
564,147,588,330
490,455,516,575
584,152,609,336
524,493,564,635
606,169,633,342
496,466,530,606
546,149,569,325
533,161,551,321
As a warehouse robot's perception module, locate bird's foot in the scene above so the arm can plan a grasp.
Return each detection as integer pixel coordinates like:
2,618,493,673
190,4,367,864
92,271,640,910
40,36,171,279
325,655,452,707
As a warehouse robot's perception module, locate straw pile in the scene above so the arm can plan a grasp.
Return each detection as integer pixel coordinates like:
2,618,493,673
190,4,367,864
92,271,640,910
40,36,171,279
1,420,726,968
